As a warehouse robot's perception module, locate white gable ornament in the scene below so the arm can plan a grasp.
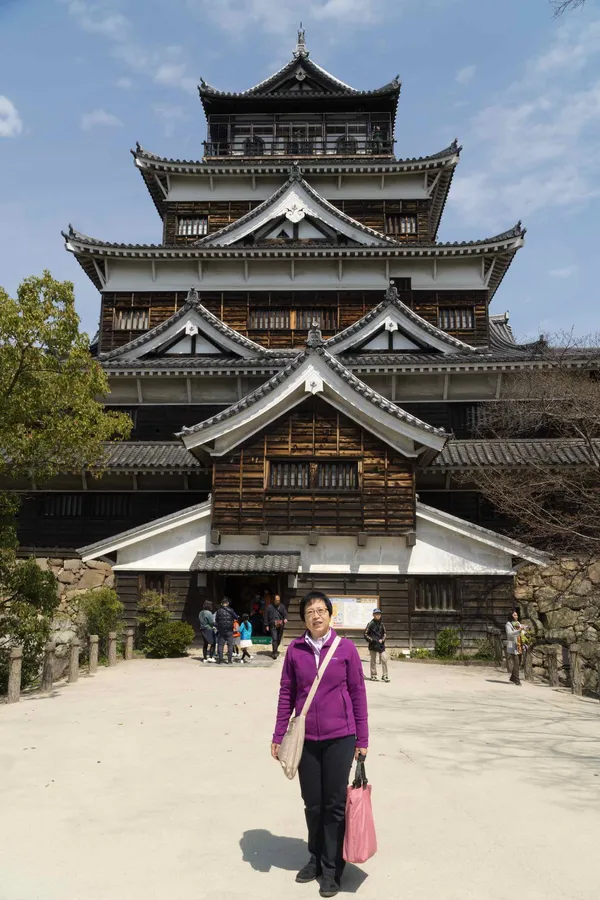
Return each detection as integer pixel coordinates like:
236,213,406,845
185,321,199,336
305,374,324,395
384,317,399,333
285,202,307,223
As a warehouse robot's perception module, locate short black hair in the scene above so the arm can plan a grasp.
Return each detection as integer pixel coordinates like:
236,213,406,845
242,613,249,621
202,600,213,611
299,590,333,622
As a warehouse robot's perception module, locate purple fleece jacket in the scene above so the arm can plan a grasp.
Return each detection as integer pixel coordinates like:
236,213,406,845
272,630,369,747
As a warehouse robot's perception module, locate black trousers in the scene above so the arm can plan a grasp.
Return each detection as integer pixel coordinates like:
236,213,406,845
270,624,284,655
217,633,234,663
202,636,215,660
298,735,356,883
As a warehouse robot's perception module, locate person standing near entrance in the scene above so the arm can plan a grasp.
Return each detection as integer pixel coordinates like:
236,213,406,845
364,609,389,683
239,614,253,663
215,597,239,665
506,609,528,686
266,594,288,660
271,590,368,898
198,600,216,662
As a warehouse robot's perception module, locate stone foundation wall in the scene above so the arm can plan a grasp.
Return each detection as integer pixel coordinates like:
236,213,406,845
36,557,115,679
516,560,600,694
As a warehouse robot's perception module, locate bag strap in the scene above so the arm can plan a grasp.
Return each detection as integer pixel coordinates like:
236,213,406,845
300,636,341,718
352,756,368,789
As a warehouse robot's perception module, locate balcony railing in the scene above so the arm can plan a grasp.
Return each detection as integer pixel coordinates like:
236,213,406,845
203,135,394,159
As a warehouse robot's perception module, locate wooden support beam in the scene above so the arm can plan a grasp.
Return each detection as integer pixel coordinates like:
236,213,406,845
385,259,390,281
209,174,215,191
186,377,193,403
495,373,503,399
132,474,138,491
570,648,583,695
547,645,560,687
251,174,256,191
197,260,203,280
338,174,343,190
432,258,437,281
443,373,449,400
151,260,157,282
244,259,249,282
92,258,106,288
380,174,385,190
338,258,343,282
290,258,295,281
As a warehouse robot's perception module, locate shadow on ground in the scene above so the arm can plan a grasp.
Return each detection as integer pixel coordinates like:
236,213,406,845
240,830,368,892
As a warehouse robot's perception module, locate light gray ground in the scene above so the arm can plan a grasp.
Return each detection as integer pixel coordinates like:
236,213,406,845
1,654,599,900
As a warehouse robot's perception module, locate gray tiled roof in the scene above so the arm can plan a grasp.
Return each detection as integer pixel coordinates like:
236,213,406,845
96,442,204,472
488,313,546,354
191,552,301,573
430,440,600,468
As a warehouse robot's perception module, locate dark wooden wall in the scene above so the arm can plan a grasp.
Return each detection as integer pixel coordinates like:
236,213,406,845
115,571,209,633
211,397,416,535
162,199,431,246
99,288,487,352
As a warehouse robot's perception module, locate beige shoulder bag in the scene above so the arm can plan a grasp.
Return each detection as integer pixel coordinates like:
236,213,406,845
278,636,341,780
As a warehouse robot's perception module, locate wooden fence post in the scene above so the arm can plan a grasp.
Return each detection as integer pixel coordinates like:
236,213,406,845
89,635,99,674
547,646,560,688
41,641,56,692
569,649,583,696
524,647,534,682
108,632,117,667
125,628,134,661
7,646,23,704
68,639,80,683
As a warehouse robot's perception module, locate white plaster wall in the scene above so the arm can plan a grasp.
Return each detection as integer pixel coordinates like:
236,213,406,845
113,516,514,575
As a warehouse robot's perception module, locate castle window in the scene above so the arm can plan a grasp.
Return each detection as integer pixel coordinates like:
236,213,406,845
249,308,291,330
114,308,149,331
42,494,83,517
91,494,132,518
386,214,417,236
269,460,359,491
439,308,474,331
415,579,458,612
295,308,338,330
177,216,208,237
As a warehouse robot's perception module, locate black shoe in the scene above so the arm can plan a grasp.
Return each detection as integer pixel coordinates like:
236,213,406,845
319,877,339,898
295,862,319,884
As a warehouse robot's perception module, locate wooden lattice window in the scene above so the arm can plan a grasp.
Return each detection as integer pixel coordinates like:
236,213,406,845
177,216,208,236
386,214,417,236
91,495,132,518
42,495,83,517
269,460,359,491
438,308,474,331
295,309,338,330
249,309,291,330
114,308,149,331
415,579,458,612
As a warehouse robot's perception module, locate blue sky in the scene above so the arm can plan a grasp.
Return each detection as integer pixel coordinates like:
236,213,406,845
1,0,599,341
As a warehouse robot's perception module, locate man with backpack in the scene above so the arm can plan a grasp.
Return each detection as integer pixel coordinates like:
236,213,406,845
364,608,389,682
265,594,288,660
215,597,240,665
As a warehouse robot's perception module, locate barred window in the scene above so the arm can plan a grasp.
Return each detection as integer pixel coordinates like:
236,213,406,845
269,462,311,489
114,308,149,331
177,216,208,236
317,462,358,490
249,308,291,330
439,308,474,331
415,579,458,612
296,308,338,330
386,215,417,236
91,494,132,518
42,495,83,517
269,461,359,491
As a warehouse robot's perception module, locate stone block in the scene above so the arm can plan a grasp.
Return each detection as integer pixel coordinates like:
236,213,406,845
545,608,579,629
572,579,593,597
584,626,598,642
105,574,115,588
84,560,112,573
587,562,600,585
549,575,573,592
514,584,534,601
58,570,76,584
78,569,107,590
48,558,64,567
63,558,82,572
36,558,49,571
564,595,589,611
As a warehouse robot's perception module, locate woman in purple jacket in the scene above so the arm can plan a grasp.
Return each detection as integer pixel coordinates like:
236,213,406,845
271,590,368,899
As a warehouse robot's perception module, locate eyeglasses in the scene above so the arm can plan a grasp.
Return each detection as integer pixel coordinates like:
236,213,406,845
305,607,329,619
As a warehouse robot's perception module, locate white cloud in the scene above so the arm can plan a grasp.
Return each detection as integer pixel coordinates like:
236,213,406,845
456,64,476,85
154,103,190,137
60,0,198,94
0,96,23,138
80,108,123,131
450,19,600,229
116,76,133,89
549,266,577,278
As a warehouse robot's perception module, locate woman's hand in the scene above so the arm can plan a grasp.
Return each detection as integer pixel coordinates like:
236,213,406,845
271,743,280,760
355,747,368,760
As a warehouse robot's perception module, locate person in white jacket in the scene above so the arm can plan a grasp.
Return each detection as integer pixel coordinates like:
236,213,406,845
506,610,528,685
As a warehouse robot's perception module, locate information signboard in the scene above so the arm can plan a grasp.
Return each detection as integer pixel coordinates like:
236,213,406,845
329,596,379,631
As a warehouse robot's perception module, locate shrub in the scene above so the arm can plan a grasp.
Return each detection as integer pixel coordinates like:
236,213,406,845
137,590,178,630
80,587,124,655
472,638,497,661
434,627,460,659
410,647,433,659
143,621,195,658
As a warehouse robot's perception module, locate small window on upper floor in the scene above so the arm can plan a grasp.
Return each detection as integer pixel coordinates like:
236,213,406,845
439,308,474,331
114,308,149,331
177,216,208,237
42,494,83,517
295,308,338,330
268,460,359,492
249,309,291,330
415,578,458,612
386,214,417,236
91,494,132,518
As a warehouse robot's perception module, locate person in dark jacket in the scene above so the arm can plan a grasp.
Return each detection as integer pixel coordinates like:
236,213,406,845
198,600,216,662
364,608,389,682
265,594,288,660
215,597,239,665
272,590,368,899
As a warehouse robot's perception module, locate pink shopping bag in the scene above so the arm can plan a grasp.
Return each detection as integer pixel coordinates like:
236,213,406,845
343,759,377,864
